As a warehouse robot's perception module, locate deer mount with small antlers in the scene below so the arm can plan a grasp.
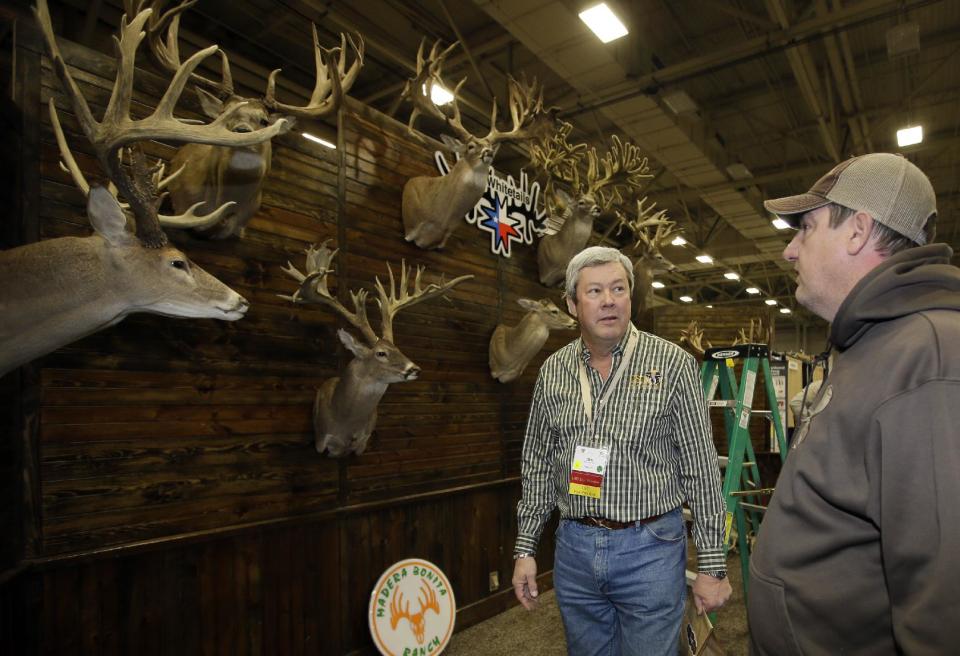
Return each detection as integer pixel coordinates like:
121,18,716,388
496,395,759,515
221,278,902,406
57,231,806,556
533,129,651,287
400,39,556,250
0,0,286,377
282,241,472,456
488,297,576,383
133,0,364,239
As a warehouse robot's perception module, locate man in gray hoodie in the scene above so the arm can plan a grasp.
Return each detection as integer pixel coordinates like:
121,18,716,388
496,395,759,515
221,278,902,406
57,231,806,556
748,153,960,654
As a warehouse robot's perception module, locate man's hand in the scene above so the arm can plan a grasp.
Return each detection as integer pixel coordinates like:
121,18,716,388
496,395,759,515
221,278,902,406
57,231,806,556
512,557,539,610
691,573,732,614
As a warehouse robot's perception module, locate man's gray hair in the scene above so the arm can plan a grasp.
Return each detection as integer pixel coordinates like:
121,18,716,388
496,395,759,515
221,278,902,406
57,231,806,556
564,246,634,299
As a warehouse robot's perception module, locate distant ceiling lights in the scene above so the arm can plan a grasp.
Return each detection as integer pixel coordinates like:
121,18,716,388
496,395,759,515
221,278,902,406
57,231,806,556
765,299,778,306
779,307,792,314
670,235,687,246
651,281,666,289
579,3,629,43
423,83,454,106
705,304,714,309
771,218,791,230
679,295,694,303
723,272,740,280
302,132,336,149
745,287,761,295
695,254,714,264
896,125,923,147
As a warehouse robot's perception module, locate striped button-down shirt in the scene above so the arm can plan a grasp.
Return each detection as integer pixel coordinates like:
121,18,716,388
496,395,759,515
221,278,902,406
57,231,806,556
514,324,726,572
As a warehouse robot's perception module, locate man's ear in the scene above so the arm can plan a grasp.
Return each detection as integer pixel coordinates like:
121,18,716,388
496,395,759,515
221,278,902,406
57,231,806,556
566,295,577,316
846,211,875,255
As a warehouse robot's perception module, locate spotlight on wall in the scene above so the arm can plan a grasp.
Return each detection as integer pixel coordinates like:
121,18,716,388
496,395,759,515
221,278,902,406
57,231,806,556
896,125,923,147
579,3,629,43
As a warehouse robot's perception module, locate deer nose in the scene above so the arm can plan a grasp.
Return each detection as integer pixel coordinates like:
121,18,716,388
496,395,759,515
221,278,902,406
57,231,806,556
404,365,421,380
233,125,252,133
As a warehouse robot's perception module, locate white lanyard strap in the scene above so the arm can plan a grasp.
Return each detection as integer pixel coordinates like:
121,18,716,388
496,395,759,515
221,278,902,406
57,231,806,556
578,328,638,429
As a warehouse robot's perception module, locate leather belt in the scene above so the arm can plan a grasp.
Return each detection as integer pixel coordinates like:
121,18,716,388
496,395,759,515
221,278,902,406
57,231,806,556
575,513,664,530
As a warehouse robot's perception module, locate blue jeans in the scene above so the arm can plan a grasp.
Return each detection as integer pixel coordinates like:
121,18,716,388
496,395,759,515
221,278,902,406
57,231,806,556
553,508,687,656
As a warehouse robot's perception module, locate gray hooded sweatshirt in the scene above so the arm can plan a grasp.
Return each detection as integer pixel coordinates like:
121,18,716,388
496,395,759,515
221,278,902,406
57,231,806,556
748,244,960,655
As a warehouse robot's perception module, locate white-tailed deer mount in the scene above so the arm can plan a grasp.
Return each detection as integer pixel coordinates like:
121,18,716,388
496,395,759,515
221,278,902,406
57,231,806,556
535,133,650,286
400,40,555,249
733,317,772,345
616,199,677,318
679,320,711,356
489,298,576,383
390,582,440,645
139,0,363,239
0,1,278,376
281,242,473,456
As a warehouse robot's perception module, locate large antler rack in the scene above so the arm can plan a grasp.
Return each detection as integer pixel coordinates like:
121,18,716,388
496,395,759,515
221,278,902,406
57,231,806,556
615,197,675,255
36,0,291,247
280,241,379,345
585,135,653,210
373,262,473,343
400,39,469,142
484,74,556,145
528,120,588,218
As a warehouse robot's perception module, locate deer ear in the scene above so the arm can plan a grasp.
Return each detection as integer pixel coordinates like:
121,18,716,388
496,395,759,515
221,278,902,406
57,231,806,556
440,134,463,152
517,298,539,311
87,186,136,246
555,188,572,207
338,329,371,358
195,87,224,120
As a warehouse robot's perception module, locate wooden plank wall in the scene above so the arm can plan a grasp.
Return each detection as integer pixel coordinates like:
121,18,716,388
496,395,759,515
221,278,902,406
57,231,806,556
1,17,569,654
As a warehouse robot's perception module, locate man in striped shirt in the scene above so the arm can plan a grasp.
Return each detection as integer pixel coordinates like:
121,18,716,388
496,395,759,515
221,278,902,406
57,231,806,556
511,246,731,655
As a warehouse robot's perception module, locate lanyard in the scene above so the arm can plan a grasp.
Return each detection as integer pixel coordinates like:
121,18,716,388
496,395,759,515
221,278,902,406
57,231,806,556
577,327,638,432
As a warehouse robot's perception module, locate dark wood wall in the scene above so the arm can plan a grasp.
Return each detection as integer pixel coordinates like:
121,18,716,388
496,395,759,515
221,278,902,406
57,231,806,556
1,16,564,654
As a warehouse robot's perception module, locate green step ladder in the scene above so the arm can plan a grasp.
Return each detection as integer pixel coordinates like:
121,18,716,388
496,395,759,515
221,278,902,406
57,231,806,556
700,344,788,602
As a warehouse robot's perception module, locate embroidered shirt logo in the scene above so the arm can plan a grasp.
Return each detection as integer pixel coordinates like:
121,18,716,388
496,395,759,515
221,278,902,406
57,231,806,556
631,369,663,389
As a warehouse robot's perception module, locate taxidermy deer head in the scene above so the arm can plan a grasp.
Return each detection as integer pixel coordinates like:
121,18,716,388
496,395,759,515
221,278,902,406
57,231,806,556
400,39,555,249
489,297,576,383
533,130,651,287
0,0,287,377
281,241,472,456
136,0,363,239
615,199,677,319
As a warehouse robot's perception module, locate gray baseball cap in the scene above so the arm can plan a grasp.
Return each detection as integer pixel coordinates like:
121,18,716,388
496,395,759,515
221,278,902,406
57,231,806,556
764,153,936,245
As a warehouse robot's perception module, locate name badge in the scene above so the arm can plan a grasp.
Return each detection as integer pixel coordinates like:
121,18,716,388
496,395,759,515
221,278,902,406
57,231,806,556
569,444,609,499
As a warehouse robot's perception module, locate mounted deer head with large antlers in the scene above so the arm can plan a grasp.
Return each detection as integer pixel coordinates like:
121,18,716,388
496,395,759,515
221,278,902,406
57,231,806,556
535,132,651,286
615,198,677,319
679,320,711,356
135,0,363,239
400,39,556,249
281,242,472,456
489,297,576,383
0,0,286,377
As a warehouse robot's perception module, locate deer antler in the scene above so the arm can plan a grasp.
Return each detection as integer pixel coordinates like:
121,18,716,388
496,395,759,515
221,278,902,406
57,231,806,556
401,39,470,142
586,135,652,209
528,120,588,219
373,262,473,343
485,74,555,145
280,241,379,345
265,30,364,118
36,0,290,247
679,320,710,355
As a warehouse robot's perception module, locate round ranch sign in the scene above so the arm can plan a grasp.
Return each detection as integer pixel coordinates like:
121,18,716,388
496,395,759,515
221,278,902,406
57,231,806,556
369,558,456,656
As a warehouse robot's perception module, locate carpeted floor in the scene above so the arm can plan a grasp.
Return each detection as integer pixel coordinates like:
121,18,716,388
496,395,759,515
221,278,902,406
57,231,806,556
445,553,750,655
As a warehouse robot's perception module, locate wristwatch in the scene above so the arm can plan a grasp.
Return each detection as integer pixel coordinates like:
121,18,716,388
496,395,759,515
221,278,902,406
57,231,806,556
513,552,535,560
704,570,727,580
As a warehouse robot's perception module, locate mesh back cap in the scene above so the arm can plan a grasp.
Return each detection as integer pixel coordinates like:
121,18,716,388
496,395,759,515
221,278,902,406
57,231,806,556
763,153,936,245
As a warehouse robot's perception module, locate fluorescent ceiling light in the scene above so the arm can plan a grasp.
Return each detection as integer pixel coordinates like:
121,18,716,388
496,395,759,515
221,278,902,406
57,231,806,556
670,236,687,246
772,218,791,230
302,132,335,149
765,299,778,306
651,281,665,289
679,295,694,303
695,254,714,264
723,272,740,280
705,304,714,309
896,125,923,147
779,307,792,314
423,83,454,106
579,3,629,43
745,287,761,295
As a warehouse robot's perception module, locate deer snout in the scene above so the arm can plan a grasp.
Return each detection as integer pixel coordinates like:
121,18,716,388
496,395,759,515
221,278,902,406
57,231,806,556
403,364,421,380
220,294,250,320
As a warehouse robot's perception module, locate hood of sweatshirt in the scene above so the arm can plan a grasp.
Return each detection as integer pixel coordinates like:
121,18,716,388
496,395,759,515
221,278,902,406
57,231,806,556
830,243,960,349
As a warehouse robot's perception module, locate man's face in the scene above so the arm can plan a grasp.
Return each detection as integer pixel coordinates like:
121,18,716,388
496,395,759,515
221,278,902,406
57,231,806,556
782,206,848,321
566,261,632,349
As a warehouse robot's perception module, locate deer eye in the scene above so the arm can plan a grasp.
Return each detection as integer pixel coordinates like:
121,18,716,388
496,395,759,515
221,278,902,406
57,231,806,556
260,117,269,127
171,259,189,272
375,350,388,358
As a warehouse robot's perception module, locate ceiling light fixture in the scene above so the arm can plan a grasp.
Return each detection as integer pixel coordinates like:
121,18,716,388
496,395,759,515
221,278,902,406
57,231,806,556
896,125,923,147
679,295,694,303
422,83,455,106
705,304,714,309
579,3,629,43
302,132,336,149
695,254,714,264
651,281,665,289
772,218,791,230
779,307,792,314
670,236,687,246
745,287,761,295
765,299,778,306
723,272,740,280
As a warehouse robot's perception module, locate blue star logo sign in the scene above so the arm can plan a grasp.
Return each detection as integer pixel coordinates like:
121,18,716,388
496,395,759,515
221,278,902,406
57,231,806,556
479,195,522,256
